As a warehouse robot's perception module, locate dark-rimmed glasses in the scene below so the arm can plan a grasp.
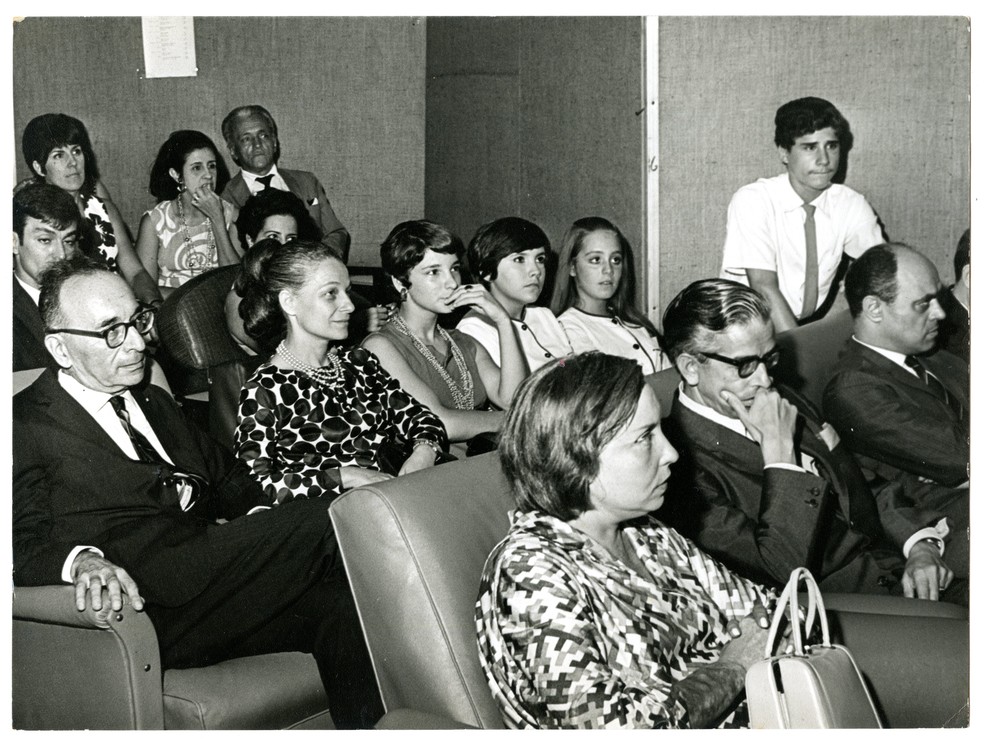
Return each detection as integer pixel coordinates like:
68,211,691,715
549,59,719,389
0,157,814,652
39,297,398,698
699,347,781,378
46,308,156,349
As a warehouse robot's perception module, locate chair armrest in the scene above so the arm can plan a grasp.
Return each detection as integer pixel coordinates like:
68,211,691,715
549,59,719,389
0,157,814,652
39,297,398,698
12,585,165,729
374,708,476,730
12,585,117,629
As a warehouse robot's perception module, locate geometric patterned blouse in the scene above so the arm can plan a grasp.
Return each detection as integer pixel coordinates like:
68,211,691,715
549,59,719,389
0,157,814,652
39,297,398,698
234,347,446,503
476,509,776,728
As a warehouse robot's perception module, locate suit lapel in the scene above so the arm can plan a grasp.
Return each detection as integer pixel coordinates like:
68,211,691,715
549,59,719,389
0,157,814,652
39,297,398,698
851,341,946,405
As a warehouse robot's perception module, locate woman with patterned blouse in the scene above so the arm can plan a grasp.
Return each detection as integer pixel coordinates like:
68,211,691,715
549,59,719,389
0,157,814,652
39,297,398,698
476,352,778,729
233,238,446,503
136,130,242,298
20,113,161,306
363,220,527,452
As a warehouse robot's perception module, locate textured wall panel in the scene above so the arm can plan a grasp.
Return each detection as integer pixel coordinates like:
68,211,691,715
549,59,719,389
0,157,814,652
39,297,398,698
13,16,425,266
658,16,971,312
426,16,645,282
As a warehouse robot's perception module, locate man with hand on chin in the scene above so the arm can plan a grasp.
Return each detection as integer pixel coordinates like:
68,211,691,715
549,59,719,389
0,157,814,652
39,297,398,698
658,278,965,605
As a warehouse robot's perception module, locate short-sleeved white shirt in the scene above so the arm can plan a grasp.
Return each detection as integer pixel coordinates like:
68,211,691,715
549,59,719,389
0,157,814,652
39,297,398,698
558,308,671,375
720,174,882,318
456,306,572,371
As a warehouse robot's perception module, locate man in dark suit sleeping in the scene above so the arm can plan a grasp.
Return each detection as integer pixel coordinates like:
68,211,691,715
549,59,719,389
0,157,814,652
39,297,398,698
220,104,350,260
823,243,969,576
12,257,382,729
657,278,965,604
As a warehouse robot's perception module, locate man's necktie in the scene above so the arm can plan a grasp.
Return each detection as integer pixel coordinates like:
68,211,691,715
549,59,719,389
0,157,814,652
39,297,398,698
256,174,274,191
109,396,203,510
109,395,167,464
904,355,963,419
801,203,819,319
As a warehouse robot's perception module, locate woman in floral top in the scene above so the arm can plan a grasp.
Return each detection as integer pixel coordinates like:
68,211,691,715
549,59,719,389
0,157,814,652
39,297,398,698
234,238,446,503
476,352,777,729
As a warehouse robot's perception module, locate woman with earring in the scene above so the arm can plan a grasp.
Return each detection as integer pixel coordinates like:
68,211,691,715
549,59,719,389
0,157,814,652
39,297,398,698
20,113,161,306
135,130,241,298
362,220,527,454
551,217,671,374
234,238,446,502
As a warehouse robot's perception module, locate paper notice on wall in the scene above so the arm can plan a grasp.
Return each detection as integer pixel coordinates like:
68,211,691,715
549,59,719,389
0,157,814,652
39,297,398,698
142,16,198,78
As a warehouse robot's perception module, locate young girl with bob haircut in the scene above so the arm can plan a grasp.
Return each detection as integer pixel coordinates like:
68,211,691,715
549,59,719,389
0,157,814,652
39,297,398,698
234,238,446,502
551,216,670,374
477,351,776,729
363,220,526,452
458,216,572,370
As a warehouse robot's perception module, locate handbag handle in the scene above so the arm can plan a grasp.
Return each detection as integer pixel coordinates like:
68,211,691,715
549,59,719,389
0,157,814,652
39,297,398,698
762,567,831,658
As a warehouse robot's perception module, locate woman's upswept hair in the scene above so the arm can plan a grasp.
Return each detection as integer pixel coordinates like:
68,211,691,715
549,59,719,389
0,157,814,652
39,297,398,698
236,238,343,351
550,216,660,338
661,278,772,363
235,189,321,250
499,352,645,521
148,130,230,202
380,219,463,292
22,113,100,196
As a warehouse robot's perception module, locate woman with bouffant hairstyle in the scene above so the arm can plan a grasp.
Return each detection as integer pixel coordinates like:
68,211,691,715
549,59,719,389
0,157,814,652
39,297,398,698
233,238,446,502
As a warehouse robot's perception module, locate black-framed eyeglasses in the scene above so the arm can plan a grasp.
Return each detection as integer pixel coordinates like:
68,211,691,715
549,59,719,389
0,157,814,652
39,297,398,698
46,308,156,349
699,347,781,378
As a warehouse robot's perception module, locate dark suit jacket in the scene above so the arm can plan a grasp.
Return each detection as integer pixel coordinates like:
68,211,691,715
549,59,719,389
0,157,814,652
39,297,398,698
822,339,969,488
12,275,54,371
13,369,268,607
661,387,906,592
938,287,969,364
222,167,350,260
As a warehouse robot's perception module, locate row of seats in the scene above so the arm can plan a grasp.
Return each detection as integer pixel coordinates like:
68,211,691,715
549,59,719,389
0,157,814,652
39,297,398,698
11,304,967,729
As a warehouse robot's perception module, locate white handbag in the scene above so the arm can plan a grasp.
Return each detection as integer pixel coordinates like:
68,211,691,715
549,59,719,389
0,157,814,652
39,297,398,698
745,567,882,729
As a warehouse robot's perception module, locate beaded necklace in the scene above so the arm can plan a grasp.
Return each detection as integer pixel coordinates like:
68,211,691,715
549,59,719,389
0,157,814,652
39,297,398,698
276,340,345,391
175,196,216,268
391,314,474,410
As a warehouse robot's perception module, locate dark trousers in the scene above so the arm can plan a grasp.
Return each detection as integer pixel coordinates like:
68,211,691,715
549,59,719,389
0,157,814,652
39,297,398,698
145,498,383,729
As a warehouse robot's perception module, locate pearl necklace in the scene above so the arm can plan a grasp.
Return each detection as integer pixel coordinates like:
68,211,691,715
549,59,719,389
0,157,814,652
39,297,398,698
175,196,216,268
276,340,344,391
391,314,474,410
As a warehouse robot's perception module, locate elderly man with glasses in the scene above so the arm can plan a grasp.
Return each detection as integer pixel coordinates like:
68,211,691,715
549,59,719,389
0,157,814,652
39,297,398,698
12,256,383,729
656,278,965,605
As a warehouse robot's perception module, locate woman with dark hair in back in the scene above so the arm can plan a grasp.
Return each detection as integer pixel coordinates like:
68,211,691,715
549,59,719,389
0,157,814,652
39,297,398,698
551,216,671,374
135,130,240,296
20,113,161,305
234,238,445,502
363,220,527,455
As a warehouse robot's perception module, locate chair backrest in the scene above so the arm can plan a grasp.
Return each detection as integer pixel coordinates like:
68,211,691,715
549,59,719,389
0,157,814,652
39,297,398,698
645,366,680,418
157,265,246,371
329,453,511,728
774,308,854,409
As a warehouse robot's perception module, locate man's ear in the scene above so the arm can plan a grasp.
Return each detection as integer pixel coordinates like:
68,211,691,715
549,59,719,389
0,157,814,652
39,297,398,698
675,352,702,387
278,288,296,317
777,146,790,166
960,263,970,289
860,295,883,323
30,160,45,178
44,334,73,370
13,231,21,258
